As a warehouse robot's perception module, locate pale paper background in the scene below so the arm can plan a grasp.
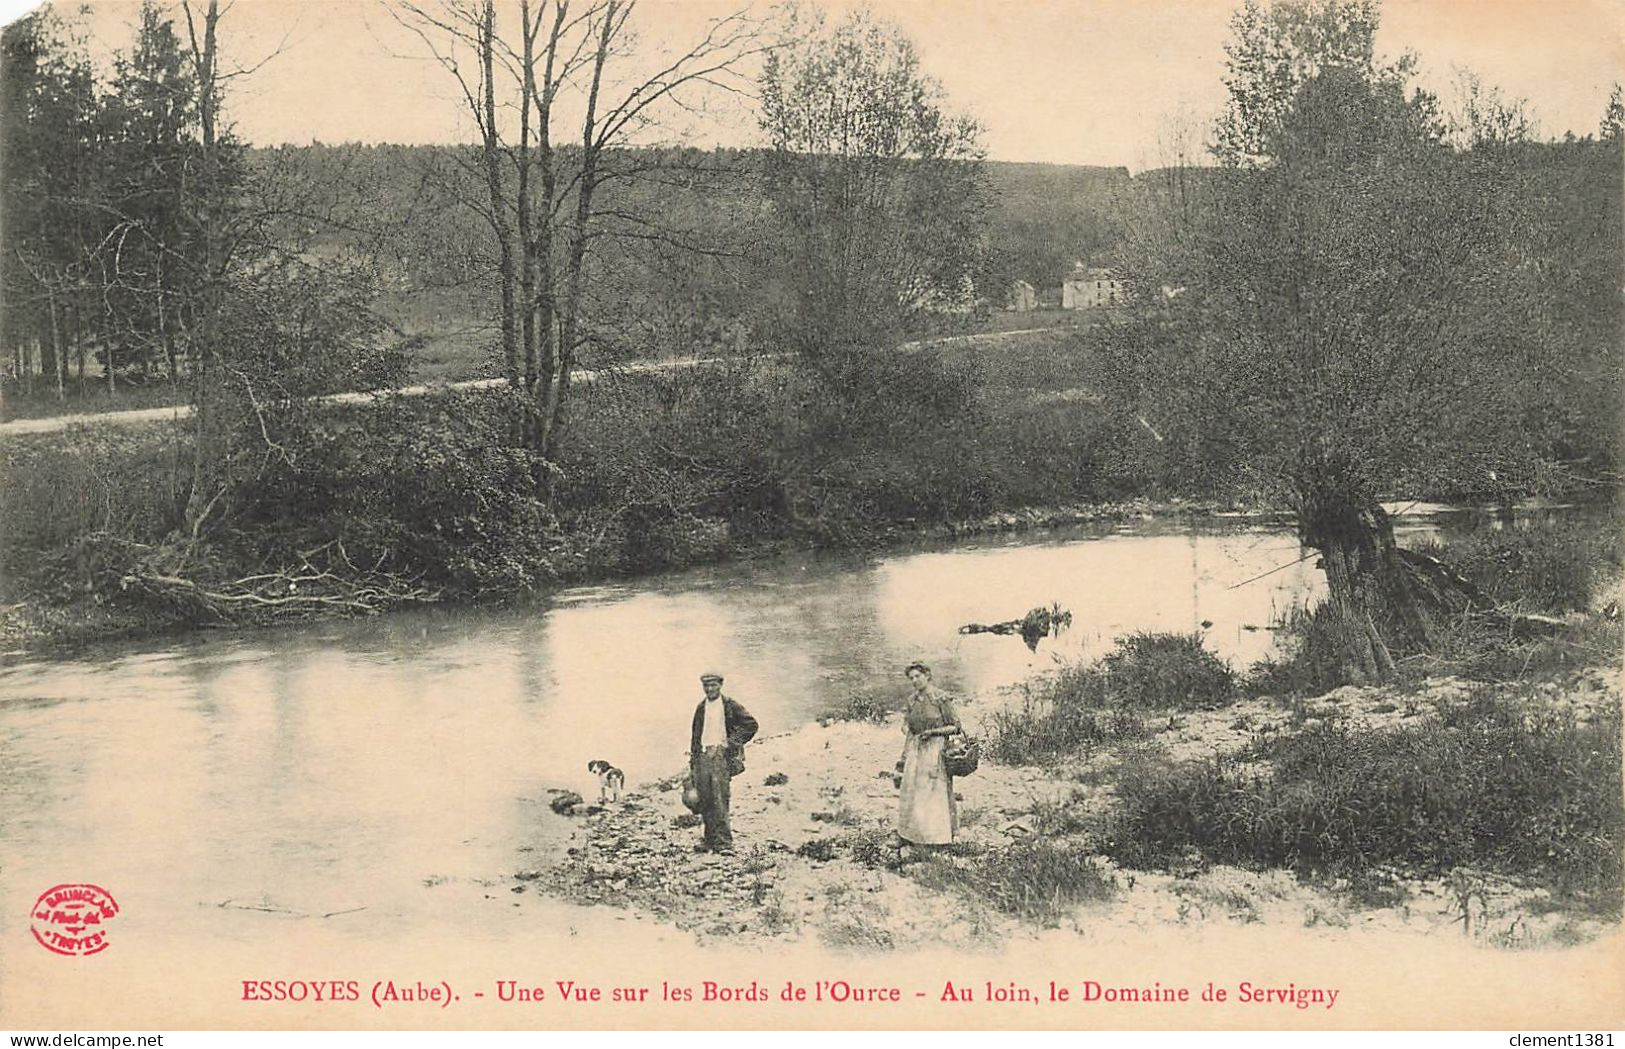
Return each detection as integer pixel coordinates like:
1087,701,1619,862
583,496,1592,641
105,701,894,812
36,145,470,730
0,0,1622,1032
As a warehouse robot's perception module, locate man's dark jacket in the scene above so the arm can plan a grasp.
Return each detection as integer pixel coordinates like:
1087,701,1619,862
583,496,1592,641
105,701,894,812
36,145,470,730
690,696,759,775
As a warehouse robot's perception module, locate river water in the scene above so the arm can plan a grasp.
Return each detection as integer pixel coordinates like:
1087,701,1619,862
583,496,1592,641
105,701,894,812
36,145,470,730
0,507,1549,986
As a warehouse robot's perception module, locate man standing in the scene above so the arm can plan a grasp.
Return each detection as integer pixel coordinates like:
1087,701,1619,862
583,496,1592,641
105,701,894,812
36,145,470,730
689,670,758,855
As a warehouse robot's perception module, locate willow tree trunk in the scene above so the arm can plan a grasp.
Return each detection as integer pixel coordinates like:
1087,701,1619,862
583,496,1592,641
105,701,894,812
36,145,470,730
1300,498,1433,684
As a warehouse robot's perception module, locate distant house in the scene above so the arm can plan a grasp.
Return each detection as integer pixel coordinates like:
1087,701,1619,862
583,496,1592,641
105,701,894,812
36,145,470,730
1006,279,1037,312
1062,265,1123,309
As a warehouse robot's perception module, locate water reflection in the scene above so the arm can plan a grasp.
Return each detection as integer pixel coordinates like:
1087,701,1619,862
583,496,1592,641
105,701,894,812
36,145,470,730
0,508,1563,947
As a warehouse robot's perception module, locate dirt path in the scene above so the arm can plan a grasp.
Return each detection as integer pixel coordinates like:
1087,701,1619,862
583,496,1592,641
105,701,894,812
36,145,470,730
2,327,1070,437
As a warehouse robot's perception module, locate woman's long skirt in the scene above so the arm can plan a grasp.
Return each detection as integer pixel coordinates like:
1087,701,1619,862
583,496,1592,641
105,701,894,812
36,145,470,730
898,734,955,845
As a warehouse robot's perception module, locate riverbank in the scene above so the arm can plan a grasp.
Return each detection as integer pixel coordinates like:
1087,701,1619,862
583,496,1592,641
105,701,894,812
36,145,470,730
0,328,1146,658
520,656,1622,951
0,495,1256,660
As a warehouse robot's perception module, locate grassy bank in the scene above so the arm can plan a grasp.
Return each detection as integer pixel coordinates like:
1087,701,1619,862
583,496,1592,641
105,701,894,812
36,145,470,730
977,607,1623,927
0,334,1156,653
1106,692,1623,913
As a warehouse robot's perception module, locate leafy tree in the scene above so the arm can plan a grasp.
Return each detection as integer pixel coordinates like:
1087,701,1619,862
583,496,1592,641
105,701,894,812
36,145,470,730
1,8,104,397
99,2,201,381
756,7,986,352
1097,0,1601,682
1603,83,1623,143
1446,68,1536,150
1213,0,1429,166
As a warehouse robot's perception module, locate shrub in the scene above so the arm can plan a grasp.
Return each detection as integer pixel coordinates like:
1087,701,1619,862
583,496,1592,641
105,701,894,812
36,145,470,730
240,389,561,595
985,667,1143,765
1101,632,1237,709
1105,692,1623,911
840,825,903,870
760,346,1003,540
986,632,1235,766
796,839,837,861
827,692,892,724
552,346,1006,552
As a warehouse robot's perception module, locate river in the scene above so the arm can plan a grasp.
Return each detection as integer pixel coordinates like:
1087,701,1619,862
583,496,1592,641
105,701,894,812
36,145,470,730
0,506,1558,1012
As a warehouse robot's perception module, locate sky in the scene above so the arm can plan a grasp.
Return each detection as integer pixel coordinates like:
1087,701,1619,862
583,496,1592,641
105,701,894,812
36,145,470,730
4,0,1622,168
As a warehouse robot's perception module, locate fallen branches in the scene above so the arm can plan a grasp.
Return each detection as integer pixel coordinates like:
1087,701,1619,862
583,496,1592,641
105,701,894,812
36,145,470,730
959,603,1073,652
125,567,438,621
60,531,440,624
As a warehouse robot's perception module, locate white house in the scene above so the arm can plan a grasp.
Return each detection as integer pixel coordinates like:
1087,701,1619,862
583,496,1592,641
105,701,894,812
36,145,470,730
1062,266,1123,309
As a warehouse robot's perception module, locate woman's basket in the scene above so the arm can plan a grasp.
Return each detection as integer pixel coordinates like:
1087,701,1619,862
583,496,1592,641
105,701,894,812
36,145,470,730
943,735,980,777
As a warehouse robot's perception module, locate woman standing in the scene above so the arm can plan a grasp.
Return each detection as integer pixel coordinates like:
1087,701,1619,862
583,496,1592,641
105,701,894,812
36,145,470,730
897,661,963,847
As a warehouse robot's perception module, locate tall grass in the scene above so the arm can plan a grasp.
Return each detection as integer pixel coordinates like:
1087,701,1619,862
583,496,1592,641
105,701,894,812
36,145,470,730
1243,603,1348,697
1105,692,1623,911
0,426,188,568
912,841,1117,927
1409,612,1623,682
1412,518,1621,614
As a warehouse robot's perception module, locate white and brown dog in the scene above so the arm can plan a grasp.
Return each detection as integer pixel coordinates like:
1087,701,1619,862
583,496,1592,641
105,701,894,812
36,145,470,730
586,760,625,803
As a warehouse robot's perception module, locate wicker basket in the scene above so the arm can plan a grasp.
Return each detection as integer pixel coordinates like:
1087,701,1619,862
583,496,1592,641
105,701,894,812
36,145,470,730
943,736,980,777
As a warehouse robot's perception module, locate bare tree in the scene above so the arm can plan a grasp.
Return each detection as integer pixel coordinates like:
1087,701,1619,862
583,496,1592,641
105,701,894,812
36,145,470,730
395,0,769,462
179,0,228,535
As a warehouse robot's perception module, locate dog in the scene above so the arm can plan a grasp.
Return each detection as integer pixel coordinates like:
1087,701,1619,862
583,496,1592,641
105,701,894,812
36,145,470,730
586,760,625,803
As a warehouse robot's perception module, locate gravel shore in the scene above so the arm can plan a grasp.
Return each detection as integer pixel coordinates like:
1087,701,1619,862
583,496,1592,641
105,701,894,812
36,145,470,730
516,663,1622,952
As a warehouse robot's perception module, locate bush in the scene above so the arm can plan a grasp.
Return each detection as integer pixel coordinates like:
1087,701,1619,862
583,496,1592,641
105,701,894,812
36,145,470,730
767,345,1001,538
1105,692,1622,910
1101,632,1237,709
796,839,837,861
985,669,1142,765
839,825,903,870
826,692,893,724
240,388,562,595
552,346,1004,553
986,632,1235,765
